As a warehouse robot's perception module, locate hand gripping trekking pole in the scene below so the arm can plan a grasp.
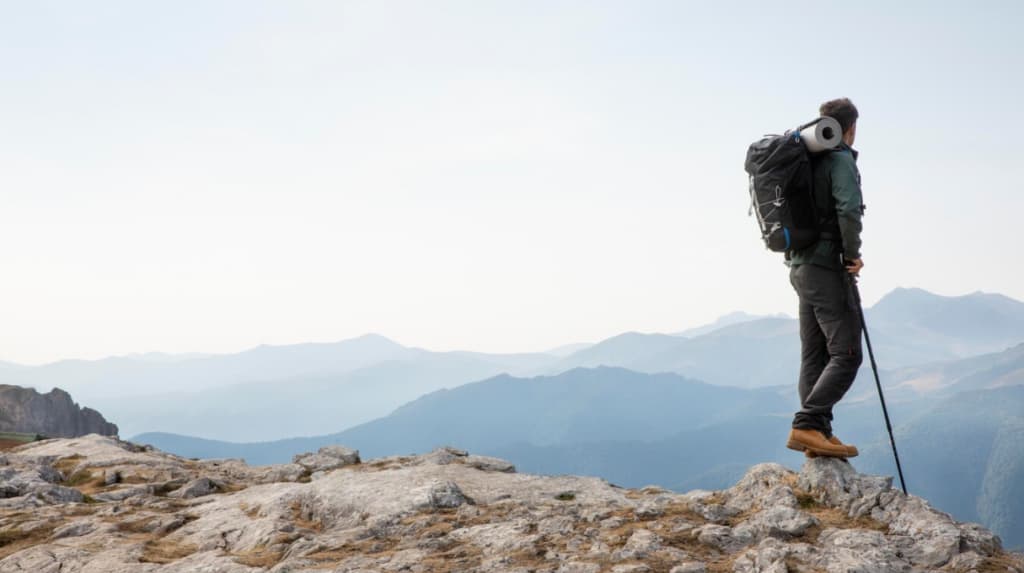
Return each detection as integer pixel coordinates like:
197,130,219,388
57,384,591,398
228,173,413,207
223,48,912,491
849,276,908,495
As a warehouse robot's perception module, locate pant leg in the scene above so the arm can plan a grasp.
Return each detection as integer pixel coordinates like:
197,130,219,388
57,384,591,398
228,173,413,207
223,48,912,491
790,264,864,433
792,270,829,408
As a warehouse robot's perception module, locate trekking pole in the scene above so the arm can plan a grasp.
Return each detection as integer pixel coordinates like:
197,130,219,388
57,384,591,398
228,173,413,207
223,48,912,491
849,276,908,495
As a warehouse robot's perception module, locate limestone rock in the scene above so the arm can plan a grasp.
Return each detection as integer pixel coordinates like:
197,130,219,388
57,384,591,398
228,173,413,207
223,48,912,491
558,562,601,573
169,476,222,499
50,520,95,540
694,523,753,553
426,479,472,509
612,564,650,573
316,444,361,463
732,506,818,540
723,463,794,512
292,444,361,473
612,528,662,560
797,457,893,517
419,446,468,466
93,485,150,502
464,454,516,473
32,484,84,504
0,435,1018,573
669,562,706,573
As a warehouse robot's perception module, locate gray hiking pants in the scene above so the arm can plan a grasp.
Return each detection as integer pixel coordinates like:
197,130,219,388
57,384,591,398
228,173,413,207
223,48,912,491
789,263,864,436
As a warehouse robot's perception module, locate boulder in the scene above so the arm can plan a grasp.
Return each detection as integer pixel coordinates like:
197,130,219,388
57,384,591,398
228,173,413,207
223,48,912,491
464,455,516,473
732,506,818,540
427,479,472,509
292,445,360,473
169,477,223,499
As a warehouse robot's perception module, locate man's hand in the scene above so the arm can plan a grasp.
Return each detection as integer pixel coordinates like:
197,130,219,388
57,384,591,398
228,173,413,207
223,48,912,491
844,258,864,275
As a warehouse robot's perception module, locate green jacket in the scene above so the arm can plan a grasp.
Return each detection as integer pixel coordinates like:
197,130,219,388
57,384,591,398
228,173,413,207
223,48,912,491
789,143,864,270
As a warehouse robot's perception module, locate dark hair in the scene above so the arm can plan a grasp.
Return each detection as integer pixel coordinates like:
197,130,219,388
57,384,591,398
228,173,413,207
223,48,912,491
819,98,859,134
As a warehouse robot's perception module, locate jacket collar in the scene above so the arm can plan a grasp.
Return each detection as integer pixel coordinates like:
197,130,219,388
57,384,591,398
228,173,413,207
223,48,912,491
837,141,859,160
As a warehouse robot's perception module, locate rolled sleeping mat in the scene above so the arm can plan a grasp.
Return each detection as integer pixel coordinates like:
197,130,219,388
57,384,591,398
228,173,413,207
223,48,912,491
799,116,842,152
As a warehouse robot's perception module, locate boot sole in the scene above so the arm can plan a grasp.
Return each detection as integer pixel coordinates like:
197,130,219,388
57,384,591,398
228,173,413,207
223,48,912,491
805,450,852,464
806,445,859,458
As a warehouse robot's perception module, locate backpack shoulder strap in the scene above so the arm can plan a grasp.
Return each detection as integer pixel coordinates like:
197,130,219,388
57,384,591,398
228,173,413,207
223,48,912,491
809,151,842,241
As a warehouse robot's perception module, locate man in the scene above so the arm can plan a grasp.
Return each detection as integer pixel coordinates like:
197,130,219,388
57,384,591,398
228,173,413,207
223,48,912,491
785,97,865,459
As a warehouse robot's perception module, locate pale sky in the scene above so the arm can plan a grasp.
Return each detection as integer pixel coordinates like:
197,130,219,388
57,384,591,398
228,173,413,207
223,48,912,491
2,1,1022,365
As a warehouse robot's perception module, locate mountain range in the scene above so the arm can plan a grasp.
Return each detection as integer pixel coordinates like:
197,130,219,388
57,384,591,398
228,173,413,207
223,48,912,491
7,287,1023,442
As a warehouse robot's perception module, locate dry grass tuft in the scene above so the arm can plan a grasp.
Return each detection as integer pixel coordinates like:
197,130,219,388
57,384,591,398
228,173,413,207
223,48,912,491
66,503,101,515
790,486,888,545
115,517,157,535
304,536,402,566
414,543,485,571
978,552,1024,573
240,502,261,519
786,555,827,573
304,504,522,570
290,500,324,532
0,524,59,560
139,538,198,564
52,455,85,476
64,469,103,488
231,544,285,568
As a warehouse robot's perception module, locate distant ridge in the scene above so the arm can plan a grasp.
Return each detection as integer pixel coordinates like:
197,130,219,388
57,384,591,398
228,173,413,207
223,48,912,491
673,311,790,338
134,366,793,464
6,286,1024,442
0,385,117,437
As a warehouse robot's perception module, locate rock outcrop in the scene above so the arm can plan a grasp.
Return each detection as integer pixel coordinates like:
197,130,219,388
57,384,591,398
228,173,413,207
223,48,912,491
0,385,117,437
0,434,1021,573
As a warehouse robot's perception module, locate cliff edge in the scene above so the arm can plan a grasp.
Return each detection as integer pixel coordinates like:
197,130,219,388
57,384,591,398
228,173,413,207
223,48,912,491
0,434,1020,573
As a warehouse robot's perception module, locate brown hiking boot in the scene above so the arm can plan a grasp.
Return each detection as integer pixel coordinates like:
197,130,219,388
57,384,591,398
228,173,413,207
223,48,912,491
786,428,850,458
804,435,859,458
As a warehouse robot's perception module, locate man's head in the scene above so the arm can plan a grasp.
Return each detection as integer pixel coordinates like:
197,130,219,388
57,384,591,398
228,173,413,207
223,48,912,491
819,98,858,146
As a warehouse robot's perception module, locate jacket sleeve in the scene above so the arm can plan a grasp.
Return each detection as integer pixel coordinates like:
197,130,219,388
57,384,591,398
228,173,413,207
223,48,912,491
831,153,864,260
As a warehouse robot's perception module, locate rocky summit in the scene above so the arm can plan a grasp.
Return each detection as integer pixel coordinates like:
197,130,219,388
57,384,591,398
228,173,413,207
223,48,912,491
0,435,1021,573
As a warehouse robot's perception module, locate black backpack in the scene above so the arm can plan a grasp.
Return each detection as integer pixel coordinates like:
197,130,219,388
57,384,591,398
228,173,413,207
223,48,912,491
745,128,835,253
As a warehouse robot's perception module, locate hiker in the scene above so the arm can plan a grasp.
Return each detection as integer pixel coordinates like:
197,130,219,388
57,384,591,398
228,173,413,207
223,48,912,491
784,98,865,459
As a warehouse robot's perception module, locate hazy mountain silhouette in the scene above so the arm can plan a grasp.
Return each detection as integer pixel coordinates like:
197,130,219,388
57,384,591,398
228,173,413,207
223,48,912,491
868,288,1024,350
135,367,793,463
0,334,562,440
861,288,1024,366
840,342,1024,405
3,334,418,398
550,289,1024,386
106,350,559,441
542,342,595,356
672,311,790,338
